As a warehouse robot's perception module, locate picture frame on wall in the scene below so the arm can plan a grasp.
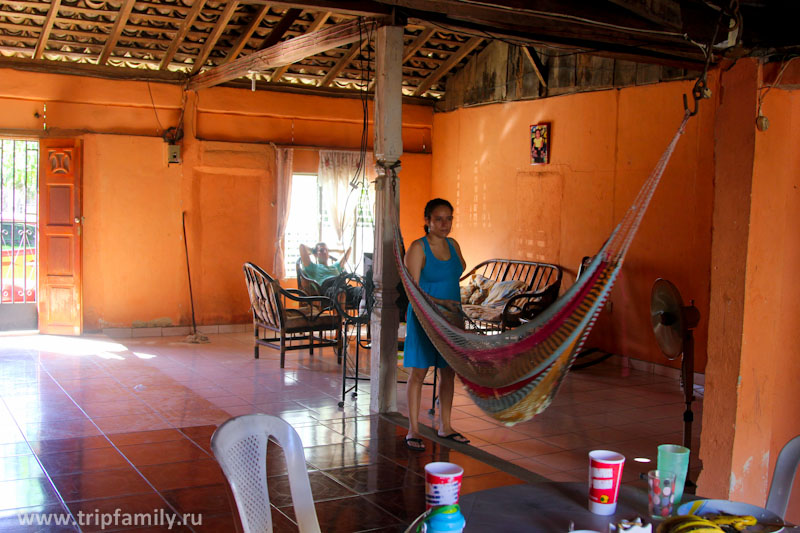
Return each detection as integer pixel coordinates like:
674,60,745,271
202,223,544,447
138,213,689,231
530,123,550,165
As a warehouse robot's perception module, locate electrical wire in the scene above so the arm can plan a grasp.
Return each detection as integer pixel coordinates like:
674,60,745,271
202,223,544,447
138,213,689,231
455,0,691,39
757,56,799,116
146,81,165,135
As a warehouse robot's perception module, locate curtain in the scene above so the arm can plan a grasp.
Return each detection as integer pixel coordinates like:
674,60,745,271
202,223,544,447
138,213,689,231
272,146,293,279
318,150,376,273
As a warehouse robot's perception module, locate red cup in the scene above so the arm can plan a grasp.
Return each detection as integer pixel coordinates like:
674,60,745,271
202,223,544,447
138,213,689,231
425,462,463,509
588,450,625,515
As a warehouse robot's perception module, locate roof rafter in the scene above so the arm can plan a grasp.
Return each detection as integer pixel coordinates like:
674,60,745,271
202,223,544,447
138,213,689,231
320,38,366,87
159,0,207,70
190,0,240,75
188,17,379,91
222,3,271,64
271,10,330,82
413,36,481,96
97,0,136,65
256,7,302,50
402,26,434,63
33,0,60,60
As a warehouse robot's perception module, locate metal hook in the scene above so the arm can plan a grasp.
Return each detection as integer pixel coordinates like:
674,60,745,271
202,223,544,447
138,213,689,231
683,77,711,117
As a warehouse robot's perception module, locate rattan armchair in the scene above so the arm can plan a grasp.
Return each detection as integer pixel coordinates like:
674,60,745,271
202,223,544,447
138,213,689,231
243,262,341,368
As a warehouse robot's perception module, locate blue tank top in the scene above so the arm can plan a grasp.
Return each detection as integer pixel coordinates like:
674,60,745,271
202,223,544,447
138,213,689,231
418,236,462,301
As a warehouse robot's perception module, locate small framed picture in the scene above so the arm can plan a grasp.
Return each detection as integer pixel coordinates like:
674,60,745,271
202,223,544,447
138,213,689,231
530,123,550,165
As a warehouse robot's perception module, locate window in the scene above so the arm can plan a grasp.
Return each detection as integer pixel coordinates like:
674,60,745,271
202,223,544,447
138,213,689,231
283,173,374,277
0,139,38,304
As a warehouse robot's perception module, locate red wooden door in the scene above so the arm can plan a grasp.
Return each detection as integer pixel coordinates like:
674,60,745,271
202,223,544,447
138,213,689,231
38,139,82,335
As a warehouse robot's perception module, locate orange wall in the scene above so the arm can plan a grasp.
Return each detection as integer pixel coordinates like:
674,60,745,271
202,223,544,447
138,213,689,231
431,82,714,370
739,80,800,522
0,68,433,329
82,134,188,328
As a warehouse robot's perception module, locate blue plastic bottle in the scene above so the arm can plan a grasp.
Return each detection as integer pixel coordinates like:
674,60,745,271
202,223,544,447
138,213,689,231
425,505,465,533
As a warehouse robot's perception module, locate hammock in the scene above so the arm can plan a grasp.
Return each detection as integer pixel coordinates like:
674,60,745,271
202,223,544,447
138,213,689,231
391,112,692,425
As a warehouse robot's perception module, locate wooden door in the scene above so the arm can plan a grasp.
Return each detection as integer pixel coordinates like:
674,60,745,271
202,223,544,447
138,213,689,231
38,139,82,335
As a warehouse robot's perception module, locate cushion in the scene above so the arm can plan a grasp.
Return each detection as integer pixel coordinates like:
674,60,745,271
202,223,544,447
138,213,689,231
460,283,476,304
483,279,527,308
468,287,489,305
466,275,495,305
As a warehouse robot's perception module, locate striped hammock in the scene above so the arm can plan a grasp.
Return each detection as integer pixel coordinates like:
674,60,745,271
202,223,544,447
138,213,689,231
391,112,692,425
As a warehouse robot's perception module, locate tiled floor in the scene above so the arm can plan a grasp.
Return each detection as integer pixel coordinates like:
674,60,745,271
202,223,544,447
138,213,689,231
0,332,702,532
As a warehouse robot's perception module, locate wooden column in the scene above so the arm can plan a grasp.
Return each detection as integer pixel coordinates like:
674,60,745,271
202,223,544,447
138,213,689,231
370,24,404,414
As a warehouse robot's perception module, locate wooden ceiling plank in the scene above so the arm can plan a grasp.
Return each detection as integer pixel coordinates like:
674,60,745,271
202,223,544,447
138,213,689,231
188,17,374,91
271,10,330,82
222,3,271,64
97,0,136,65
402,26,434,63
33,0,61,60
159,0,206,70
412,36,481,97
190,0,241,75
319,38,365,87
257,7,302,49
521,45,547,87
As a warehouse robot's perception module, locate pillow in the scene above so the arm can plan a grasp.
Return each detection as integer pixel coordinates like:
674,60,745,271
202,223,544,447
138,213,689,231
473,275,496,291
460,283,476,304
468,287,489,305
483,279,527,308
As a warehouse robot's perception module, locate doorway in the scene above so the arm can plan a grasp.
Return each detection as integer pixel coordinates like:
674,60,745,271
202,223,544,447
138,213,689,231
0,139,38,331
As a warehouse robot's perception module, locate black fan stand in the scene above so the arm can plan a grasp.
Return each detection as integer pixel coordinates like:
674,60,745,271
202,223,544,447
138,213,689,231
651,279,700,491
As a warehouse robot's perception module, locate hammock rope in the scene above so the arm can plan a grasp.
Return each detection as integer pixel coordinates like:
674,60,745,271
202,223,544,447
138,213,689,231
389,112,692,425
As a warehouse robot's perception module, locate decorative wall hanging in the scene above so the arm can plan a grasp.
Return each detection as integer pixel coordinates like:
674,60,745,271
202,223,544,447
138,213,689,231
530,123,550,165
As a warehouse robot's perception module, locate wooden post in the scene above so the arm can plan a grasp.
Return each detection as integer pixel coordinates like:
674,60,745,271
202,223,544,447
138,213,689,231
370,24,404,414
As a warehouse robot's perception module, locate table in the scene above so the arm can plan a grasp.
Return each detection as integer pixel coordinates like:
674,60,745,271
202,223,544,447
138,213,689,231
459,482,653,533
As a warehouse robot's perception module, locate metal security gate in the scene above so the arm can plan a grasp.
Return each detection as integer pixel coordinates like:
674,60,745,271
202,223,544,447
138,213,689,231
0,140,38,331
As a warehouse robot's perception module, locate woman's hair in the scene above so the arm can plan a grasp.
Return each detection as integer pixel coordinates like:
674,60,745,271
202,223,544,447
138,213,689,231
423,198,453,234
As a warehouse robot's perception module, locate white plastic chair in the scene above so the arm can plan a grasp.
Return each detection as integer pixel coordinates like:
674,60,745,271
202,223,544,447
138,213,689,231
211,414,321,533
766,435,800,519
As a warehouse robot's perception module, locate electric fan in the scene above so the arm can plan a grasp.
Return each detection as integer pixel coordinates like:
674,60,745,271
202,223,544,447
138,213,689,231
650,279,700,455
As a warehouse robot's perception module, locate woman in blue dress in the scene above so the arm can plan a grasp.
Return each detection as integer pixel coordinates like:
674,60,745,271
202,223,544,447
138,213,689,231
403,198,470,451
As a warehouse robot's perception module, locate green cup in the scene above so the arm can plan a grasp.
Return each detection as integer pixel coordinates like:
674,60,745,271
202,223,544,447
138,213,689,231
657,444,690,504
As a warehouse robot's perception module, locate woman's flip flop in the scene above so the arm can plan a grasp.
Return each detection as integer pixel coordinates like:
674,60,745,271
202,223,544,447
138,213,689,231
405,437,426,451
439,432,470,444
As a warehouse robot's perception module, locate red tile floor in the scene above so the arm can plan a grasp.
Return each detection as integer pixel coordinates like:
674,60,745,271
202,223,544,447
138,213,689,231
0,332,702,532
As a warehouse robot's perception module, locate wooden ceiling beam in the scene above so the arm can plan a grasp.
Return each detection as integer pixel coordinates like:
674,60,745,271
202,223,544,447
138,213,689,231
412,36,481,97
402,26,434,63
521,45,547,87
0,55,186,83
159,0,206,70
605,0,682,30
405,15,705,68
188,17,376,91
97,0,136,65
319,38,366,87
222,3,271,64
256,7,302,49
244,1,390,17
33,0,61,60
377,0,704,63
271,10,330,82
190,0,240,75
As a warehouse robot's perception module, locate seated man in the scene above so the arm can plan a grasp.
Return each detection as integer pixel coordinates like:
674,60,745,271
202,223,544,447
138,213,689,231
299,242,352,295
